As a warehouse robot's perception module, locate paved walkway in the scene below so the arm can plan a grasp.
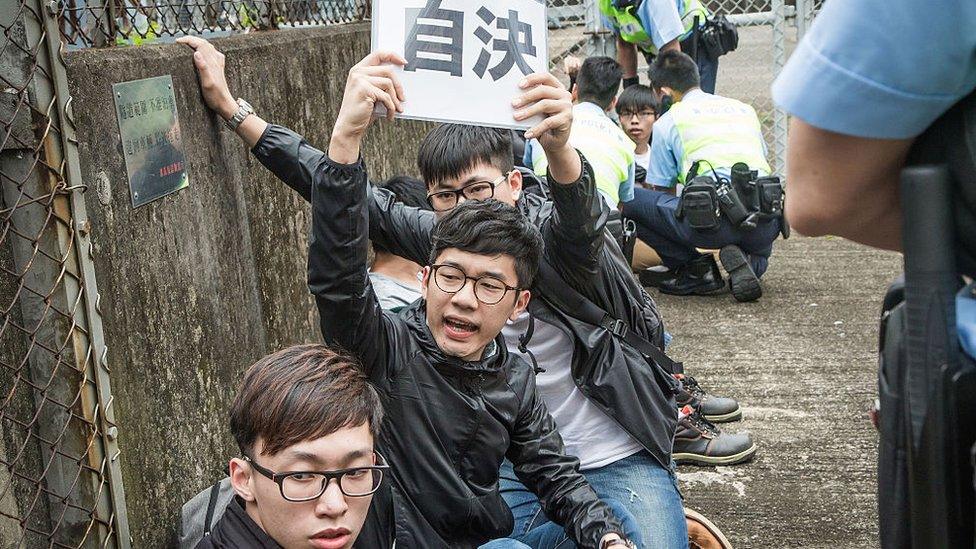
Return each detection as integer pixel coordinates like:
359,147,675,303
655,235,901,548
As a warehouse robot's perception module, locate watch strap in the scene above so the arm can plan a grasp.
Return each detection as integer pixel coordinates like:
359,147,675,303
225,98,254,131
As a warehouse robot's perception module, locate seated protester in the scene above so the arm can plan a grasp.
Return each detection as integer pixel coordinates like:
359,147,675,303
369,175,427,311
615,84,657,187
523,56,636,211
178,36,746,548
303,51,634,547
194,344,387,549
622,51,781,302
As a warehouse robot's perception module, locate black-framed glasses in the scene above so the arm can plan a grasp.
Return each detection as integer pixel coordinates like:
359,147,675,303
426,172,511,212
430,264,520,305
619,109,657,120
244,452,389,501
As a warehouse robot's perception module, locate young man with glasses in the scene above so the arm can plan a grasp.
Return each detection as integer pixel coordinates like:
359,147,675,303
196,344,387,549
615,84,658,187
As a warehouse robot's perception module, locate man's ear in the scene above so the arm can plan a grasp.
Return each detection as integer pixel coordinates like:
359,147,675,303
508,169,523,200
229,458,256,502
509,289,531,321
420,265,431,300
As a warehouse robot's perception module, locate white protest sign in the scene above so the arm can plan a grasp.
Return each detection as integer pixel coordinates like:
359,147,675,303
371,0,548,129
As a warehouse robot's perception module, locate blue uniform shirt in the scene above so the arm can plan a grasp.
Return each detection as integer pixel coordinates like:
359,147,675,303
772,0,976,139
646,89,768,188
601,0,686,51
772,0,976,356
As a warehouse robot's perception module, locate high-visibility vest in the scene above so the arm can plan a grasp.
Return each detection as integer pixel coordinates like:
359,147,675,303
670,93,771,184
532,104,635,206
599,0,709,54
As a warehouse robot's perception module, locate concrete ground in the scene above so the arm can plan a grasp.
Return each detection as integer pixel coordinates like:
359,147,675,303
653,235,901,548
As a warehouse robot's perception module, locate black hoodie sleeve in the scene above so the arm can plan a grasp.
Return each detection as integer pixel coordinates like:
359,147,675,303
251,124,435,267
544,153,610,279
506,372,624,548
306,153,392,382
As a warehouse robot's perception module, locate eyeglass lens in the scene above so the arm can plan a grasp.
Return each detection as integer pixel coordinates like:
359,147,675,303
282,468,384,501
433,265,509,305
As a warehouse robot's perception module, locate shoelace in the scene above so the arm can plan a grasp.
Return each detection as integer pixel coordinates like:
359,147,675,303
682,405,720,436
684,375,708,398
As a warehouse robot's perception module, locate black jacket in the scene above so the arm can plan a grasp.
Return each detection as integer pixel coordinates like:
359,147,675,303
253,125,680,472
195,497,280,549
300,149,622,548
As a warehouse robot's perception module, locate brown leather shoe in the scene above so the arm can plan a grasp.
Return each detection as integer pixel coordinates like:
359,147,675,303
686,508,733,549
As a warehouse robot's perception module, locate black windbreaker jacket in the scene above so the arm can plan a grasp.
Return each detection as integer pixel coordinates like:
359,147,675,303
301,147,622,548
253,125,680,473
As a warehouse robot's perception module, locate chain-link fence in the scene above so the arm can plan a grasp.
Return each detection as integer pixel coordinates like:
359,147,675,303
58,0,370,47
1,0,128,546
545,0,793,172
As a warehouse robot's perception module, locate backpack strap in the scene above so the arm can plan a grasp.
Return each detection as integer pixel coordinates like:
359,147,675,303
536,259,683,375
203,480,222,536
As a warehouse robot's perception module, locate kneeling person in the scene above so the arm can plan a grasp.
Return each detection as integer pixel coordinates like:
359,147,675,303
623,50,783,302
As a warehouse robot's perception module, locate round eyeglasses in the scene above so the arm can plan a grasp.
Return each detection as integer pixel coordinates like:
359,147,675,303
244,452,389,501
430,264,520,305
426,172,511,212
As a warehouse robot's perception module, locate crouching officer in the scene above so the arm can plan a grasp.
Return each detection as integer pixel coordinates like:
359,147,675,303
622,51,784,302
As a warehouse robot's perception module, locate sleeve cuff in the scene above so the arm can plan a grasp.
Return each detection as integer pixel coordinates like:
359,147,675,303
772,40,962,139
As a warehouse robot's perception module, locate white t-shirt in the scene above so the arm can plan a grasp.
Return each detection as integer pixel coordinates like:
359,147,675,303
503,313,644,470
634,148,651,174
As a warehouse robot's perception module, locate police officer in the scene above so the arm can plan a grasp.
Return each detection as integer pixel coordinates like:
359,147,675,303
599,0,715,93
524,56,636,210
622,50,780,302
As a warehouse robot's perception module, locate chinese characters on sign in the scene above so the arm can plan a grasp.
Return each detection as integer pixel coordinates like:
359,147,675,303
113,75,189,207
373,0,548,129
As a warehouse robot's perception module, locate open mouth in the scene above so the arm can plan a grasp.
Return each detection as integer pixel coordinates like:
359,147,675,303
443,316,479,340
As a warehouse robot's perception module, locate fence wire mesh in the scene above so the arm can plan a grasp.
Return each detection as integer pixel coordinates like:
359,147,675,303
58,0,370,47
1,0,127,546
544,0,790,171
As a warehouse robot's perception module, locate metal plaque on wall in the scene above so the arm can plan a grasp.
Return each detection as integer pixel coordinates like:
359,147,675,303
113,75,189,207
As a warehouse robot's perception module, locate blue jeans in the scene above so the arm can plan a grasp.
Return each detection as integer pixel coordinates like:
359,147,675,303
488,452,688,549
622,187,779,277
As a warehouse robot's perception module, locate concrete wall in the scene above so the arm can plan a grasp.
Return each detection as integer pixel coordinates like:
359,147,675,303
66,24,432,547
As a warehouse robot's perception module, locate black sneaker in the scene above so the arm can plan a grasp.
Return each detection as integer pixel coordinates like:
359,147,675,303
719,245,762,302
673,405,757,466
658,255,725,296
675,374,742,423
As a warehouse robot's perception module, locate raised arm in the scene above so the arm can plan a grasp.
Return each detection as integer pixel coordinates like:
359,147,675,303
305,51,411,379
507,372,629,549
513,73,608,274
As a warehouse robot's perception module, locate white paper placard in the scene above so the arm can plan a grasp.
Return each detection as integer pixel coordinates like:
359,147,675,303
371,0,548,129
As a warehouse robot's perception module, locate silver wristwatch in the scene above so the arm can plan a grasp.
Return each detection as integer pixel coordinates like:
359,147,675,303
225,98,254,131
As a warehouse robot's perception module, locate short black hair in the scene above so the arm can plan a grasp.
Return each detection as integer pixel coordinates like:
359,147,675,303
377,175,430,210
648,50,700,94
576,56,623,110
429,199,543,288
615,84,658,115
418,124,514,187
